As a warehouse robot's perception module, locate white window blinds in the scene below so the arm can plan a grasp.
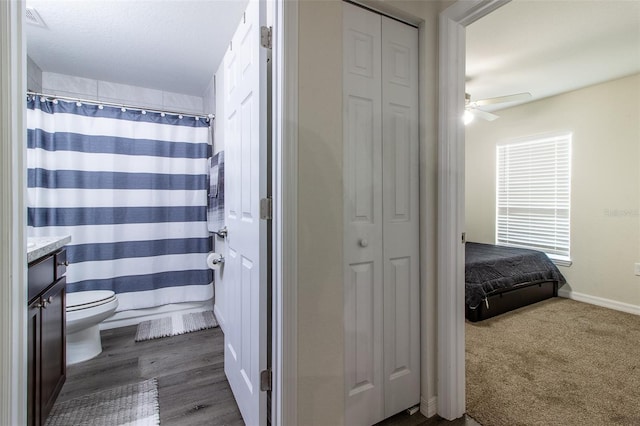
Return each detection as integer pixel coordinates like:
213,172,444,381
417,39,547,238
496,133,571,260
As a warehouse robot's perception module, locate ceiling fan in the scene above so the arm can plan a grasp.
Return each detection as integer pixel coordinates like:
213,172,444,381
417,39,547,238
464,92,532,123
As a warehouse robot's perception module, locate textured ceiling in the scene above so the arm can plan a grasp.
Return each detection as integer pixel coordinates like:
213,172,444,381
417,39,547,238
466,0,640,111
26,0,249,96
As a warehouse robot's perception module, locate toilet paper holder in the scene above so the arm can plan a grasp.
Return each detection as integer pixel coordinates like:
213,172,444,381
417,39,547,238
207,252,225,270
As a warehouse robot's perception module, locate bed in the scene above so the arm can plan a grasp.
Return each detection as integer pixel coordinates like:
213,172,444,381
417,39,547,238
465,242,566,322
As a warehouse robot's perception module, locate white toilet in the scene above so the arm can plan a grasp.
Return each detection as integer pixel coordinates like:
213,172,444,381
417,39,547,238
66,290,118,365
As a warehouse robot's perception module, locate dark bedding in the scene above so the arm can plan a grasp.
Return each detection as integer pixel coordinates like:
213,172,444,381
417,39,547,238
465,242,566,309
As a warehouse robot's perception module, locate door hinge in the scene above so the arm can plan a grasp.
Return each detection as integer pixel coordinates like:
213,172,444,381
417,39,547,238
260,197,273,220
260,369,272,391
462,232,466,244
260,26,272,49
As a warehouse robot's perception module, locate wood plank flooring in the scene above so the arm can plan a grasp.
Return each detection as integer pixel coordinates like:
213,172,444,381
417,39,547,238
56,324,244,426
55,324,481,426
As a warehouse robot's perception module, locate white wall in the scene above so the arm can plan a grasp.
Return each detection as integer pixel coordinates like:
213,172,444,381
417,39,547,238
203,75,216,124
27,56,42,92
466,73,640,309
39,71,205,114
202,63,229,331
297,1,445,424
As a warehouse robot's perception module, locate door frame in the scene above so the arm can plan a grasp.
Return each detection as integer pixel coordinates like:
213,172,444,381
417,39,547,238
436,0,510,420
273,0,298,424
1,1,297,425
0,1,27,425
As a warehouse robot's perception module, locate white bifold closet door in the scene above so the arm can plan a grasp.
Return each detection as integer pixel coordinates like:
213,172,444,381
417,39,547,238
343,3,420,426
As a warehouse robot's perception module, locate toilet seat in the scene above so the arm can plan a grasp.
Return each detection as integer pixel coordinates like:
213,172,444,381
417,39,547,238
67,290,117,312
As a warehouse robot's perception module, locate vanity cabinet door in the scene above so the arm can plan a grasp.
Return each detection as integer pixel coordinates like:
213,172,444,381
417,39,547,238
39,277,66,423
28,298,42,426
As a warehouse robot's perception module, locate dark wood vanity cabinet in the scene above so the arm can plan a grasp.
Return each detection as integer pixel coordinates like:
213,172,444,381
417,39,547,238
28,249,66,426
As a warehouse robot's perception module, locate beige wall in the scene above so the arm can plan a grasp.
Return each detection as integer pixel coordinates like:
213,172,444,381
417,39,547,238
297,1,444,424
465,73,640,308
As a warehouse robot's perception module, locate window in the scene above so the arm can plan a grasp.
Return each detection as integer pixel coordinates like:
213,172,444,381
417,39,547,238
496,133,571,263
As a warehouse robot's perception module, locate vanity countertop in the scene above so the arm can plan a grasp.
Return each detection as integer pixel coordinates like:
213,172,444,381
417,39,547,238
27,235,72,264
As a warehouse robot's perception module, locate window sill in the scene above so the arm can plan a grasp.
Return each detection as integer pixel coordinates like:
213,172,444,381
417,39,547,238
551,258,572,267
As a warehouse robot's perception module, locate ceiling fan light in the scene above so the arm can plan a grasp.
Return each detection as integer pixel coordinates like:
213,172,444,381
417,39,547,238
463,110,475,125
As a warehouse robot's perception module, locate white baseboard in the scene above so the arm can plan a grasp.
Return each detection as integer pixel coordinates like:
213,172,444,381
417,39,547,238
558,289,640,316
213,304,226,334
100,299,214,330
420,396,437,418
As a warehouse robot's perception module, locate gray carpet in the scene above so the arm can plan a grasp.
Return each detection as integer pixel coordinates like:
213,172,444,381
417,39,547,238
135,310,218,342
466,298,640,426
45,378,159,426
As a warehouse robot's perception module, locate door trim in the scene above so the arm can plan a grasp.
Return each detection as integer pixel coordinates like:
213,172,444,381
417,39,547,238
0,1,27,425
3,1,295,425
273,0,298,425
436,0,510,420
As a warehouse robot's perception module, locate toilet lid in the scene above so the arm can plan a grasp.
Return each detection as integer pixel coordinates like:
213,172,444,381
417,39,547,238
67,290,117,312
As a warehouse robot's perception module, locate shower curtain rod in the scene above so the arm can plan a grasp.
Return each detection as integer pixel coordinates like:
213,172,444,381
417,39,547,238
27,91,215,121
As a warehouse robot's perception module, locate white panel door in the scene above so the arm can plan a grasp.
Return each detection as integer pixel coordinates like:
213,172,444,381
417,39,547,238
344,4,420,425
223,1,268,425
343,3,384,426
381,16,420,416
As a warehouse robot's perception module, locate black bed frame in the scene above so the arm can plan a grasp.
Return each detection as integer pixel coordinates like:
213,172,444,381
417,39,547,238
465,280,559,322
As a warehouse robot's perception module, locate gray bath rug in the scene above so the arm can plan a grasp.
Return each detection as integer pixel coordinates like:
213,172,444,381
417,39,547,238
45,378,159,426
135,310,218,342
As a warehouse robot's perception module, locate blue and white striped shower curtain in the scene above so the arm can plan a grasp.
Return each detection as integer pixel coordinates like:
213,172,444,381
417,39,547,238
27,96,213,311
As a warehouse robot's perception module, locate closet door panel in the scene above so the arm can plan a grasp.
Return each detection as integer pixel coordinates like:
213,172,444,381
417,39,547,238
348,97,376,222
381,16,420,417
345,261,376,392
343,3,384,426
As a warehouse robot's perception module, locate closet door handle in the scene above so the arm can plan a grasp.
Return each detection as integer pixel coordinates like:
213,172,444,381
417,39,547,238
359,239,369,248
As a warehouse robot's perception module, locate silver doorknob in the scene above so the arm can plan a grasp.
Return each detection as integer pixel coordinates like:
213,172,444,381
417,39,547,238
359,239,368,248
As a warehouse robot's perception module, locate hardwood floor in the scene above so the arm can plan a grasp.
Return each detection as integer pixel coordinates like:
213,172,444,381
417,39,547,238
56,325,481,426
55,324,244,426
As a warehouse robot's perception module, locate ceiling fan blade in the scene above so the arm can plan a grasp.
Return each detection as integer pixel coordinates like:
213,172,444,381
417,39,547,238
474,92,532,107
469,108,499,121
